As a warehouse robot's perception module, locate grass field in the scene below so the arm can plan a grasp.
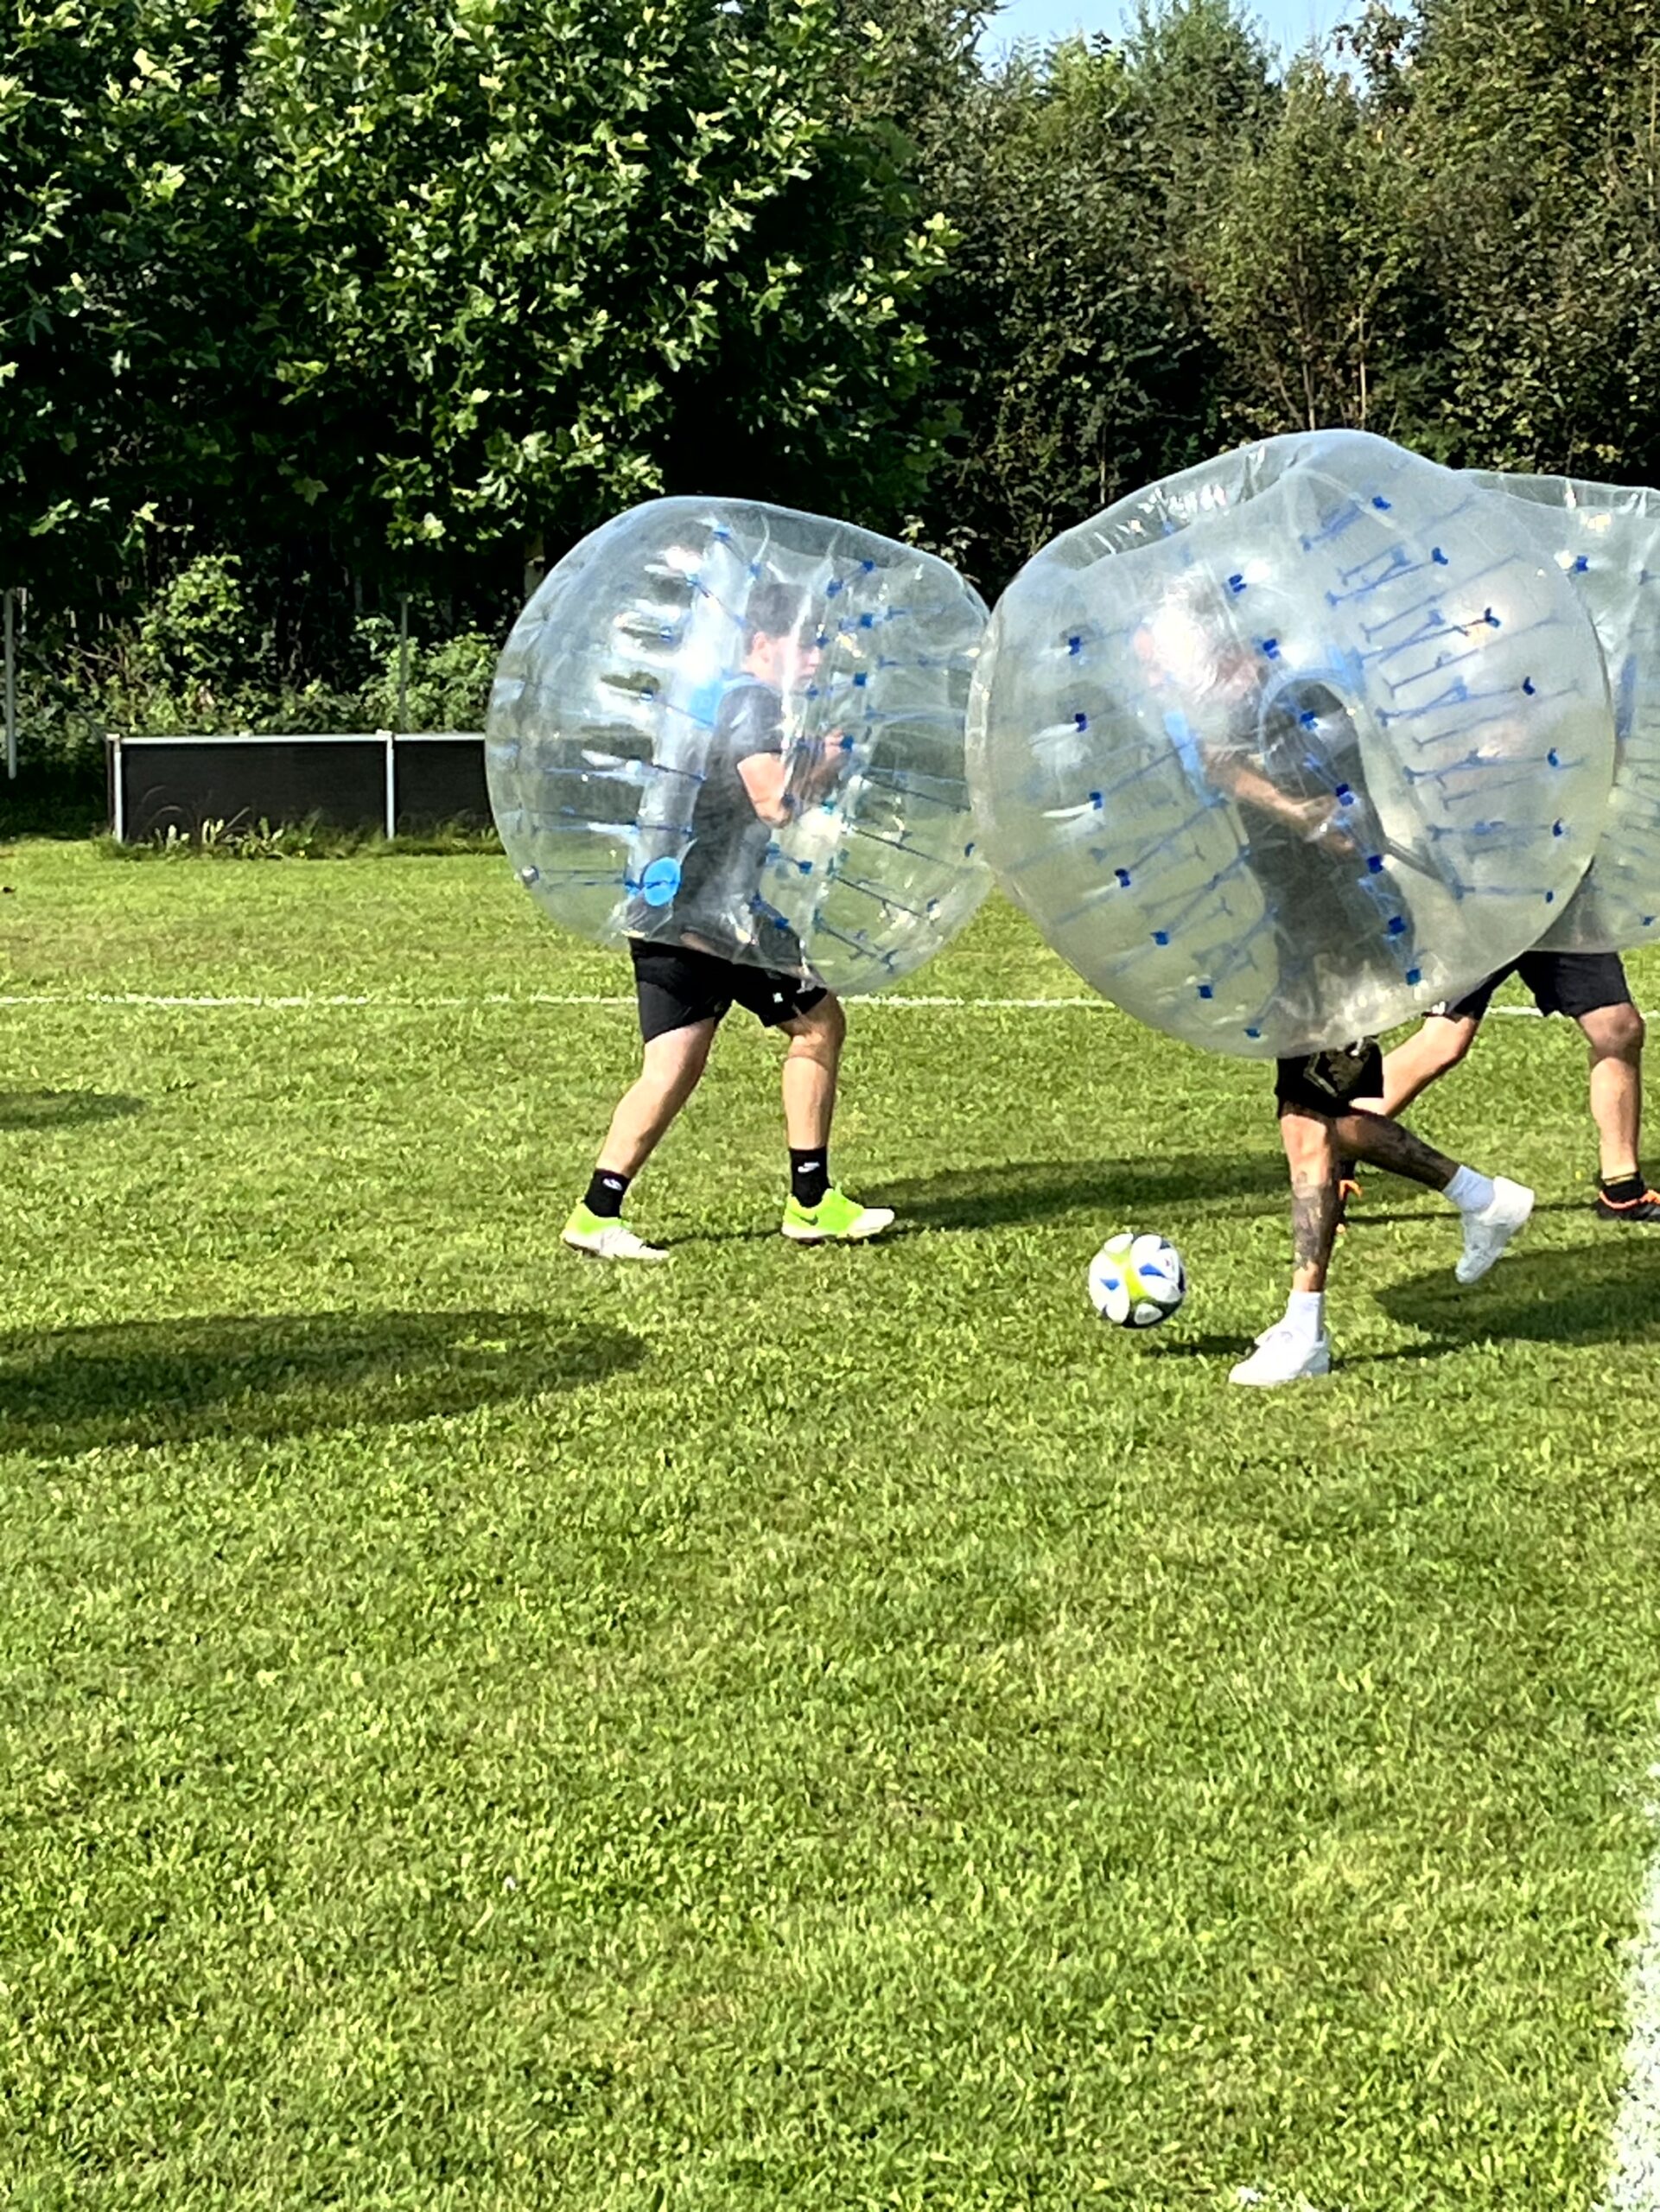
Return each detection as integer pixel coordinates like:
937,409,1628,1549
3,836,1659,2210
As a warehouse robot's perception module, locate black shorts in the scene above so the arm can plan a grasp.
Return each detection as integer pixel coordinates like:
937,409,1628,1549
628,938,827,1043
1275,1040,1384,1116
1440,950,1632,1025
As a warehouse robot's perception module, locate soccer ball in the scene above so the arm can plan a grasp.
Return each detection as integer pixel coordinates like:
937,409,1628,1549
1088,1230,1186,1329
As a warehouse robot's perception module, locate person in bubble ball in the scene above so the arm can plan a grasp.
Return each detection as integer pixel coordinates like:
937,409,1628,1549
1136,592,1534,1385
563,580,894,1261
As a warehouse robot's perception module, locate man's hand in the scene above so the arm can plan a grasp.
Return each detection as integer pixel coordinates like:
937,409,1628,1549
794,729,853,800
1290,795,1358,855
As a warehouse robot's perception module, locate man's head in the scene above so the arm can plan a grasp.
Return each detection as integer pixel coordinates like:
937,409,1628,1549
1136,575,1257,704
741,581,823,690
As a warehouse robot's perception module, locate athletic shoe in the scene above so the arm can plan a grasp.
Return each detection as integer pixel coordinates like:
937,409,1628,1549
562,1202,668,1262
780,1187,895,1243
1453,1176,1534,1284
1229,1323,1332,1387
1595,1184,1660,1222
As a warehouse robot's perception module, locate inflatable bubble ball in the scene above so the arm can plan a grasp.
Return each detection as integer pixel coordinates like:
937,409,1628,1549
486,498,990,997
967,429,1617,1058
1470,470,1660,957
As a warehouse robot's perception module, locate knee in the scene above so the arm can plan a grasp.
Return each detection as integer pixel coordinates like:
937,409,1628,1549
1591,1004,1646,1062
638,1029,712,1107
1277,1106,1333,1176
794,992,846,1058
1429,1018,1476,1072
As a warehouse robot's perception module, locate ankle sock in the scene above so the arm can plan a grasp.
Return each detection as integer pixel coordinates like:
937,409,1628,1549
585,1169,630,1220
1285,1289,1325,1341
1601,1172,1646,1205
790,1148,830,1208
1445,1165,1494,1214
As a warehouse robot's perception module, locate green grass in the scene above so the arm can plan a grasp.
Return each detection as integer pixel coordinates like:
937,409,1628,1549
2,838,1657,2209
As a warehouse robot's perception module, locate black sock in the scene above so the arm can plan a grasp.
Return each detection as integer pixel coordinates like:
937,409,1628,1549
1600,1171,1646,1204
790,1147,830,1208
585,1168,630,1219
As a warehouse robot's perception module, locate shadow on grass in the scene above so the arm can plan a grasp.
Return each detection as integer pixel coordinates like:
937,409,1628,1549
0,1308,643,1454
0,1090,146,1132
1139,1331,1255,1361
876,1154,1288,1235
1345,1196,1588,1230
1364,1240,1660,1361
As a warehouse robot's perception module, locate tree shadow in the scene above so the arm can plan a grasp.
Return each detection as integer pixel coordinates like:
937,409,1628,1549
0,1090,146,1131
875,1154,1288,1236
0,1309,644,1455
1364,1242,1660,1363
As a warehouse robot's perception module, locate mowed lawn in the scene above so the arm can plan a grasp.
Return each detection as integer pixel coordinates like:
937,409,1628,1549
3,838,1659,2210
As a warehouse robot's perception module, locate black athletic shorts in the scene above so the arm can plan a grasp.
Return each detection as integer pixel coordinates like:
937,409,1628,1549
1274,1039,1385,1116
1439,950,1632,1025
628,938,827,1043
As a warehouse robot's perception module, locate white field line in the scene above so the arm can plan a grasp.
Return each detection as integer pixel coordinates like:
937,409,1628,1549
1604,1766,1660,2211
0,992,1607,1017
0,989,1104,1011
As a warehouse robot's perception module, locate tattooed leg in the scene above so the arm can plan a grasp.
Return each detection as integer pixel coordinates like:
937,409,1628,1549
1278,1105,1340,1292
1332,1106,1456,1192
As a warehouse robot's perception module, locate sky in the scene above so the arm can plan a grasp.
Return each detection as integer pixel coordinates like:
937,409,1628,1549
977,0,1350,61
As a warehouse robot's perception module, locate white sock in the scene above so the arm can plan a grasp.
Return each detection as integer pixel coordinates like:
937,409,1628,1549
1284,1289,1325,1341
1445,1164,1494,1214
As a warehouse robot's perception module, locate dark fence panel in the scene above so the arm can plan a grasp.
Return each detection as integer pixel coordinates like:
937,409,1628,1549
394,737,492,831
109,734,493,841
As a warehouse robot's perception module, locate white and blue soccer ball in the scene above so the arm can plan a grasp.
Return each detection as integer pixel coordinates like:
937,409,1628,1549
1088,1230,1186,1329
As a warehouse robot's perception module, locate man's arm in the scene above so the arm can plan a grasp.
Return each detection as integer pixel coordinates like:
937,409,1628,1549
737,731,851,826
1205,748,1356,853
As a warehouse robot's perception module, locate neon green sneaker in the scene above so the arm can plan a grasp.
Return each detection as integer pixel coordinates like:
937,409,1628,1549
562,1201,667,1262
780,1187,895,1243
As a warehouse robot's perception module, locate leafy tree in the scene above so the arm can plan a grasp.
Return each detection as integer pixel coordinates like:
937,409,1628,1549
246,0,952,582
912,4,1274,589
1378,0,1660,475
1194,54,1431,439
0,0,267,590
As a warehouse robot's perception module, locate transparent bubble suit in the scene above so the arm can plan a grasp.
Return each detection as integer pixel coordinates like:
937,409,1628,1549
487,498,989,996
1470,471,1660,956
967,430,1616,1058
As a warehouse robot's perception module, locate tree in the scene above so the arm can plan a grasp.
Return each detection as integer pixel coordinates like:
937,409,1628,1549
912,3,1275,590
246,0,952,585
1194,54,1431,440
0,0,267,592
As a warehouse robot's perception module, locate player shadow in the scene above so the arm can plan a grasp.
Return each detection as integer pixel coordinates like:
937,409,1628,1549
0,1308,643,1456
875,1154,1288,1236
1345,1196,1588,1230
1361,1242,1660,1363
0,1090,146,1130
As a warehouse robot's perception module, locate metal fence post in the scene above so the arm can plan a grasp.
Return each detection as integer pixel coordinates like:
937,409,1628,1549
3,589,16,781
397,594,411,734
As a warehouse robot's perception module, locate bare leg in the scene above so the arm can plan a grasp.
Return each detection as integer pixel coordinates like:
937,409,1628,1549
1279,1106,1341,1293
778,991,845,1150
1580,1001,1645,1182
1332,1106,1457,1192
1362,1013,1479,1118
1231,1106,1340,1380
596,1019,717,1179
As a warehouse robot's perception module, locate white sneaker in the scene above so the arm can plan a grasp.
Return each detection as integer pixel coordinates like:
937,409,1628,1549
562,1209,668,1262
1229,1323,1333,1387
1454,1176,1534,1283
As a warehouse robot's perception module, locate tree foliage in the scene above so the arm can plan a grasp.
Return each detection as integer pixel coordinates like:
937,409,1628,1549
10,0,1660,738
